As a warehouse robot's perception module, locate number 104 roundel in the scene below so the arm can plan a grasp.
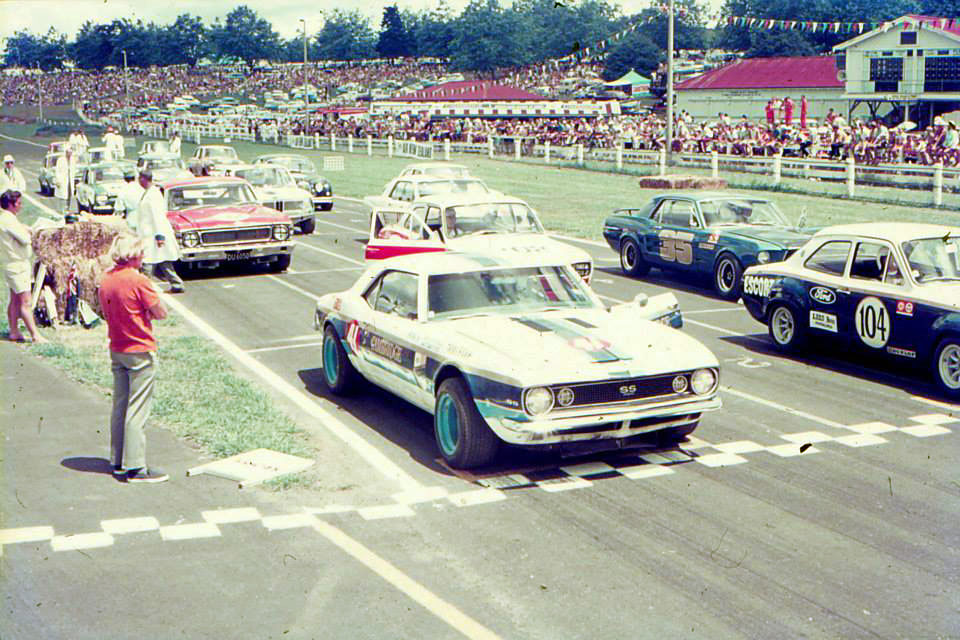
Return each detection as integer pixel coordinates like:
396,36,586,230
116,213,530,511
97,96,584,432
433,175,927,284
740,222,960,396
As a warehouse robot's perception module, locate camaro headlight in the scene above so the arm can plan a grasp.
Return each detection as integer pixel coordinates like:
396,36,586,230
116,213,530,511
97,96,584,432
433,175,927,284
181,231,200,248
273,224,292,241
757,251,771,264
690,368,718,395
523,387,554,416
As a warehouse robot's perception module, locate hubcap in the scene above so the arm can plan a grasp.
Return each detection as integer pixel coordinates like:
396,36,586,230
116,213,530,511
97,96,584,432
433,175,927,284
436,394,460,456
322,335,339,385
717,259,735,292
621,242,636,270
772,307,795,345
939,344,960,389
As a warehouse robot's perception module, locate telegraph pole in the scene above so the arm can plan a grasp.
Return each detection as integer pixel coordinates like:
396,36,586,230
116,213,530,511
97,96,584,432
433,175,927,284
36,63,44,122
300,19,309,136
122,50,129,132
665,0,675,166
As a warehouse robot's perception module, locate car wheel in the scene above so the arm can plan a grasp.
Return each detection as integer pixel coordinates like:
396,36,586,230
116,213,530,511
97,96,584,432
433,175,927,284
434,377,499,469
767,303,806,352
932,337,960,396
322,325,359,395
619,238,650,277
268,254,292,273
299,217,316,234
713,254,743,300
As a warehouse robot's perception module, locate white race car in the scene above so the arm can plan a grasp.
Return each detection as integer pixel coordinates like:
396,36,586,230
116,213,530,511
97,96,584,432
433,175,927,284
379,174,494,205
220,163,316,234
364,194,595,282
314,252,721,468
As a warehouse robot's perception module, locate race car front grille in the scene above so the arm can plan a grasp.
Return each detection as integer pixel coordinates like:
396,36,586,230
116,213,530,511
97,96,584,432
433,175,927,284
550,373,692,409
200,227,272,245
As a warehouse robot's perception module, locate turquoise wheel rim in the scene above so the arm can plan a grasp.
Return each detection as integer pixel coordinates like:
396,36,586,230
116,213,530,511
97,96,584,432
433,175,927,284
436,394,460,457
323,334,339,386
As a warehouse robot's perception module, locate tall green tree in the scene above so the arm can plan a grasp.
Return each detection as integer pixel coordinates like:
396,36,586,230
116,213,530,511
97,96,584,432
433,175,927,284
603,30,662,80
2,30,66,69
511,0,619,61
314,10,377,60
449,0,525,74
377,5,414,58
209,5,281,67
163,14,208,66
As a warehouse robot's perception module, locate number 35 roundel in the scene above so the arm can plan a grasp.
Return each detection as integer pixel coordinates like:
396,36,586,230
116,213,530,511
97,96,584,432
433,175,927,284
855,297,890,348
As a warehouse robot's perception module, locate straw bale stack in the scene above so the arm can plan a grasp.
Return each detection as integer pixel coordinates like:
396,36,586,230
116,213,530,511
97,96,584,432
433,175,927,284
32,218,126,318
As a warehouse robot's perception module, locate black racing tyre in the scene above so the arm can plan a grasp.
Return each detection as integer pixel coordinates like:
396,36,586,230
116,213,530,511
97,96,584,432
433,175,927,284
321,325,359,395
434,377,499,469
299,217,316,234
932,336,960,397
619,238,650,277
269,254,292,273
713,254,743,300
767,303,806,352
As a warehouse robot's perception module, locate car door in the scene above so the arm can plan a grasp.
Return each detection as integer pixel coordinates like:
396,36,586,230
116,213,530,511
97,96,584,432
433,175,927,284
77,169,92,207
843,240,920,360
646,199,698,271
355,270,424,402
800,239,854,344
365,208,445,261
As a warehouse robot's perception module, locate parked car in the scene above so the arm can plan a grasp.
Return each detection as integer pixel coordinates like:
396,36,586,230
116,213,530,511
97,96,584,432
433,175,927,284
75,162,126,214
397,162,472,179
603,192,812,299
220,164,316,234
138,140,173,157
364,194,594,282
742,222,960,396
187,145,240,176
162,176,295,272
38,152,62,196
380,175,495,206
314,252,718,468
137,153,192,184
253,154,333,211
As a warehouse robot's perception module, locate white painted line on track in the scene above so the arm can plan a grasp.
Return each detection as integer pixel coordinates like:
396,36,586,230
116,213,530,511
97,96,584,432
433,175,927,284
285,268,364,275
161,293,424,492
335,195,366,204
685,318,754,338
0,133,46,147
314,218,367,233
51,532,114,552
312,519,502,640
294,240,365,265
265,273,323,301
247,342,324,354
721,385,850,431
685,307,743,315
548,233,608,248
909,395,960,411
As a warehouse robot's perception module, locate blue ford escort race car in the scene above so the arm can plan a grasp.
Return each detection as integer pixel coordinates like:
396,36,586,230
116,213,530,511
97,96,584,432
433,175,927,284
741,222,960,395
603,193,811,299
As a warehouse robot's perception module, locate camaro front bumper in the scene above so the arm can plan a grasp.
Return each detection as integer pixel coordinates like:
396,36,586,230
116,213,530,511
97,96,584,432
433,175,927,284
312,195,333,208
483,395,722,445
178,242,294,263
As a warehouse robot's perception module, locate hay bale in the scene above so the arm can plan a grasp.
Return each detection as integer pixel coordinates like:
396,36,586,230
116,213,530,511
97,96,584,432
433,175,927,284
638,175,727,190
32,219,125,318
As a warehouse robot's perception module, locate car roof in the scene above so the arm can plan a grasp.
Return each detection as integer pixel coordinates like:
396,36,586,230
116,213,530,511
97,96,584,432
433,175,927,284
412,192,526,208
162,176,247,189
200,145,236,151
373,251,569,276
654,192,772,202
403,162,468,169
813,222,960,243
392,175,484,185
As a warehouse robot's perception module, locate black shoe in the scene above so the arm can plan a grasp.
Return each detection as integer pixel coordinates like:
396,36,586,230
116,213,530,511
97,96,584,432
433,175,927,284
126,467,169,484
169,286,184,294
113,465,128,481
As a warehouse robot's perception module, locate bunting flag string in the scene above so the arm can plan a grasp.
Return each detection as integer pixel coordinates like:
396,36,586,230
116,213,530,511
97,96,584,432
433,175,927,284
725,15,957,34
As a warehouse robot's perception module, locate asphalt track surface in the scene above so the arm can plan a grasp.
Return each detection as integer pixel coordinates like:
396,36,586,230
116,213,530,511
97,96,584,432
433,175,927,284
3,135,958,639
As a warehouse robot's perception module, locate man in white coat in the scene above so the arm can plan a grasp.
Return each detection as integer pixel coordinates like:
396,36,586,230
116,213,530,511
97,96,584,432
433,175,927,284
2,155,26,192
114,168,144,230
54,148,74,214
136,169,184,293
169,131,181,156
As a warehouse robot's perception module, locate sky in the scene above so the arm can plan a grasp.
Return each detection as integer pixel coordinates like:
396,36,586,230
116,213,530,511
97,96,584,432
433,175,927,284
0,0,725,41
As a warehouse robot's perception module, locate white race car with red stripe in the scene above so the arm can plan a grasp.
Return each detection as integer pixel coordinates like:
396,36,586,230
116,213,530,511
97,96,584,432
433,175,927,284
364,194,594,282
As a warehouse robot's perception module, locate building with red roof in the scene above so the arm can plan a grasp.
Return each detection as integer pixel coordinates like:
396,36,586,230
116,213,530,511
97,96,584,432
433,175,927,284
675,56,847,123
371,80,621,119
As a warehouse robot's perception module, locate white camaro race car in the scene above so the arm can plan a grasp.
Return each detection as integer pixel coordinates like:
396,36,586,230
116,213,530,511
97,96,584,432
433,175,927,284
314,252,721,468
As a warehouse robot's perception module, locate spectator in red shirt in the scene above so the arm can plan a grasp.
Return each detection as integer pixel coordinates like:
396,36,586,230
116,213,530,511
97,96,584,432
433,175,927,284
800,95,808,130
98,234,169,484
783,97,794,126
765,100,775,126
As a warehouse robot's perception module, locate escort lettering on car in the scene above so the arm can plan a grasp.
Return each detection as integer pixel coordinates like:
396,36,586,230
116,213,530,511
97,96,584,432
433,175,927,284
741,222,960,396
364,194,594,282
314,252,719,468
163,176,294,272
603,192,812,299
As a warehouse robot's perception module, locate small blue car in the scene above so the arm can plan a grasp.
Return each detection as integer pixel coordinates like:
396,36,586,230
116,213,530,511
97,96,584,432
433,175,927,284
603,192,811,299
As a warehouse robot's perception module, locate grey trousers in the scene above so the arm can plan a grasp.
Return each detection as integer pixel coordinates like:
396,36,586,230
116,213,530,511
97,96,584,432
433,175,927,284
150,262,184,290
110,351,157,471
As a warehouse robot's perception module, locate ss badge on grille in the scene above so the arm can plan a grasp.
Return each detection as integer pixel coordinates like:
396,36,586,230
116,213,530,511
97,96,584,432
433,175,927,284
556,387,575,407
619,384,637,396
